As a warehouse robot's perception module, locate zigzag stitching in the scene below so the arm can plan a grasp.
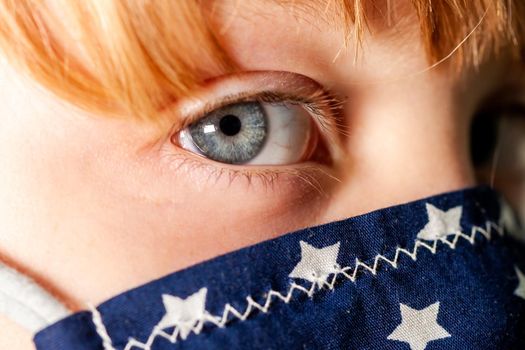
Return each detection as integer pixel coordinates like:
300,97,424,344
90,220,503,350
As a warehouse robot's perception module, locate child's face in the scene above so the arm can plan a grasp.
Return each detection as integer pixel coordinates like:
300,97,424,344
0,0,523,308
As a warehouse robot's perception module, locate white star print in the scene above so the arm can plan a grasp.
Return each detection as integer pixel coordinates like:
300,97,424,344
417,204,462,241
514,266,525,300
288,241,340,288
157,287,207,340
387,302,451,350
501,200,524,241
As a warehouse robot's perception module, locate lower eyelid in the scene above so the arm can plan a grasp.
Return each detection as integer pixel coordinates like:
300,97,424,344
159,143,337,193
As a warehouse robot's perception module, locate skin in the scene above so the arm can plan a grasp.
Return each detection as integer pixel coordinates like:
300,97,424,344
0,1,523,348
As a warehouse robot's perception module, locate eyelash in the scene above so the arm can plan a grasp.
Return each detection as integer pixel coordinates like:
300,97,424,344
162,154,334,193
170,88,344,136
161,84,344,189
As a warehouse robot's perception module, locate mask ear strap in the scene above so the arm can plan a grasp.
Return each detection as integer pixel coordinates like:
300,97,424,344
0,261,71,334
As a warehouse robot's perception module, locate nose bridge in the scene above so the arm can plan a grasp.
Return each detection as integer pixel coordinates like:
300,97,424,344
321,76,476,222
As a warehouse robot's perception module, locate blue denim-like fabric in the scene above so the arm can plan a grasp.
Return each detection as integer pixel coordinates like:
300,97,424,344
34,186,525,349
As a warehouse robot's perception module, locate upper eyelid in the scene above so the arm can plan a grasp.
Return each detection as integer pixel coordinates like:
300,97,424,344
187,90,341,129
163,72,347,157
177,91,345,160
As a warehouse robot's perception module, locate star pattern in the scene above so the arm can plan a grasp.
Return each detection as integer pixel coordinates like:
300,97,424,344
157,287,207,340
288,241,340,288
417,204,462,241
514,266,525,300
501,200,524,242
387,302,451,350
115,191,518,350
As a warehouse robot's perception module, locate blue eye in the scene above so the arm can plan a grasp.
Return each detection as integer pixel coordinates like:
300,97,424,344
179,100,315,165
186,102,267,164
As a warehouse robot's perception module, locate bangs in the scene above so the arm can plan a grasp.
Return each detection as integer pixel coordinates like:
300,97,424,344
0,0,524,121
0,1,234,121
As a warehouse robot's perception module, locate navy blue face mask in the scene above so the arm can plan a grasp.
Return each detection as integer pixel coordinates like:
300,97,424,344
33,186,525,349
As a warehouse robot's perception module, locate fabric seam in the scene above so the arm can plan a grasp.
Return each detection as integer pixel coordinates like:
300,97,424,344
89,304,117,350
88,220,503,350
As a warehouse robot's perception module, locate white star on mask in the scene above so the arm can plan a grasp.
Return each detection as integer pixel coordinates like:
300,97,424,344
387,302,451,350
501,200,524,241
288,241,340,288
157,287,207,340
514,266,525,300
417,204,462,241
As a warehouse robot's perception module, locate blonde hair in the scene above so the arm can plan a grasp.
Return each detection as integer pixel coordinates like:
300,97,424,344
0,0,524,121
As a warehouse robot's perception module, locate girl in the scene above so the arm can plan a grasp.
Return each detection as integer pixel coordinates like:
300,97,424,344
0,1,524,349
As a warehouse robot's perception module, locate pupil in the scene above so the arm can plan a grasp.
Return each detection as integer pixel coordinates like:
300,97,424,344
219,114,242,136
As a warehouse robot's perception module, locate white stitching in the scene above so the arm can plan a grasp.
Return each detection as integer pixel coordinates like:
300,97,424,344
110,221,502,350
89,304,117,350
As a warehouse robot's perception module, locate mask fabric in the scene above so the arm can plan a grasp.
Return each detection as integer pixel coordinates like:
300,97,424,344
34,186,525,350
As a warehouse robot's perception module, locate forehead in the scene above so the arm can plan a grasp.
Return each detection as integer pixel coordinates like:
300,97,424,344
208,1,428,83
209,0,414,43
211,0,524,72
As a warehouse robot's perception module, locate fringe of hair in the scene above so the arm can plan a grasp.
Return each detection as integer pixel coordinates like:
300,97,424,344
0,0,523,121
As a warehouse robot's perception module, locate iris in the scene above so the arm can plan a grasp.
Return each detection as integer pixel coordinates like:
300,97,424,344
189,102,268,164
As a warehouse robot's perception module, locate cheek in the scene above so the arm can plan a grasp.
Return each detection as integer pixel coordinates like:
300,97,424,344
90,154,333,280
51,159,332,304
316,77,476,223
0,75,333,305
